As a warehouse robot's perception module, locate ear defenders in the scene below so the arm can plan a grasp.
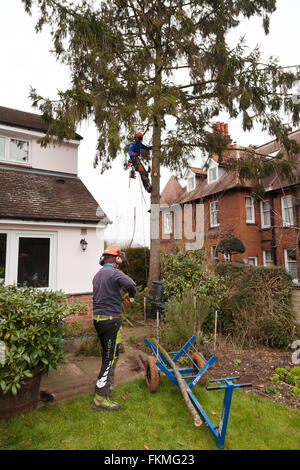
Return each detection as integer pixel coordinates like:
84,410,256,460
115,255,123,265
99,255,123,266
99,245,125,266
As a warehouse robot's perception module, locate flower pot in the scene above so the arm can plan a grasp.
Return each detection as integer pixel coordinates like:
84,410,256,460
0,367,42,420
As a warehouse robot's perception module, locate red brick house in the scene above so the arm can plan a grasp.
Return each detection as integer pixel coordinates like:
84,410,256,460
160,123,300,284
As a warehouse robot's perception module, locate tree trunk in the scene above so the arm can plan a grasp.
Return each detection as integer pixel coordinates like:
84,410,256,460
148,117,161,288
154,341,203,427
147,13,163,289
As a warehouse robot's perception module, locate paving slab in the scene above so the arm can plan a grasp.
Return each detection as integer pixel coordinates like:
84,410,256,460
39,343,149,405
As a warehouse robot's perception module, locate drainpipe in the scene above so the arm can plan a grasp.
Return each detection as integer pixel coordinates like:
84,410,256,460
270,193,277,265
292,186,300,229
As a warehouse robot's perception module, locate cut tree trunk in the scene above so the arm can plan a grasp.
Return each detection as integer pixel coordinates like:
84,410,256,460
154,341,203,427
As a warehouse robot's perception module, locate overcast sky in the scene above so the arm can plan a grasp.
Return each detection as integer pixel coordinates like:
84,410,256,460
0,0,299,246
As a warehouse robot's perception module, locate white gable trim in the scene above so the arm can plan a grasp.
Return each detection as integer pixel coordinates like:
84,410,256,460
0,123,80,146
0,219,107,228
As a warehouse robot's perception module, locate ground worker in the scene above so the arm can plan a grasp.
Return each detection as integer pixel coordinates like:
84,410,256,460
91,246,136,411
128,132,152,193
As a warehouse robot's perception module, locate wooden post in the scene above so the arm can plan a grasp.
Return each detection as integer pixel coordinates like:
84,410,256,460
214,310,218,351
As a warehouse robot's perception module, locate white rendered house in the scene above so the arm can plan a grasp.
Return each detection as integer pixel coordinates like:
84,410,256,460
0,106,110,312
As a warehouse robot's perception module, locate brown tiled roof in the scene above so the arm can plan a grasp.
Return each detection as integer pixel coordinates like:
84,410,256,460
176,170,244,204
189,166,207,176
160,175,186,206
0,167,108,223
0,106,82,140
161,129,300,206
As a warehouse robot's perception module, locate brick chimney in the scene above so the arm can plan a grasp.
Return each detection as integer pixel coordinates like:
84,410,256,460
213,122,229,135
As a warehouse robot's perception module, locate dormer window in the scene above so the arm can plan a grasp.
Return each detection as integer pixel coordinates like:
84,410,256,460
187,174,195,192
0,135,30,164
207,162,218,184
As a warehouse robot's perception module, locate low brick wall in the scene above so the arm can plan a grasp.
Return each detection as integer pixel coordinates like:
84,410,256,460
64,292,93,325
292,287,300,325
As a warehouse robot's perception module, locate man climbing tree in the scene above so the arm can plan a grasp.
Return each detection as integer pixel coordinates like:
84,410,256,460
128,132,152,193
21,0,300,286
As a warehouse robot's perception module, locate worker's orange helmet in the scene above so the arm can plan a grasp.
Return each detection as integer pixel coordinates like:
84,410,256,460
135,132,143,140
102,245,121,256
100,246,128,266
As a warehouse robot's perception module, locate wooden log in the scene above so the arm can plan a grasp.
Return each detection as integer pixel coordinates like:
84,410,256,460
154,340,203,427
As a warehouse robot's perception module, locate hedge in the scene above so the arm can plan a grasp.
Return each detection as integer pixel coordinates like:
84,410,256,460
119,246,150,289
214,262,296,349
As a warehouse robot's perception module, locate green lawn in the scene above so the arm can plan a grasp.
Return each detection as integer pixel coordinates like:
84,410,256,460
0,376,299,451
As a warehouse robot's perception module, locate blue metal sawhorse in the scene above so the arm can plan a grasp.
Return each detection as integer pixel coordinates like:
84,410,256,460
144,335,252,450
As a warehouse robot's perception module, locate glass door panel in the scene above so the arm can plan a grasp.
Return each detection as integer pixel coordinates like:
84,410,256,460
17,237,50,287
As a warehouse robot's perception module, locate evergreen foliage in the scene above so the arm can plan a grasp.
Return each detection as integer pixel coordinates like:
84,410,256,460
215,262,296,349
0,285,69,395
160,250,227,348
216,236,245,255
119,246,150,289
21,0,300,173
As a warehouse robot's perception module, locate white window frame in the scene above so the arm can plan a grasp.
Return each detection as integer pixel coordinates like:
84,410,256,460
207,163,218,184
281,195,294,227
187,174,196,192
260,200,271,229
263,250,273,267
245,196,255,224
284,248,298,283
209,201,219,228
248,256,258,266
3,230,57,290
210,245,218,260
0,230,10,284
163,212,173,235
0,134,31,165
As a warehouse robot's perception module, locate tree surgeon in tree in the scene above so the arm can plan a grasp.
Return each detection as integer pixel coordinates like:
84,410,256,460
128,132,152,193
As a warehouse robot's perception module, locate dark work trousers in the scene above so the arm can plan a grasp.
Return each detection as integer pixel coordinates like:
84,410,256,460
93,317,122,397
131,157,152,193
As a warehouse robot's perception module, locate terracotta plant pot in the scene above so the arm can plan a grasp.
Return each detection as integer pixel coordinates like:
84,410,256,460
0,367,42,420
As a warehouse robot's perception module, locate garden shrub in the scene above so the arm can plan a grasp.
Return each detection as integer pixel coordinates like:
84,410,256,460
215,262,295,349
216,236,245,255
270,366,300,395
122,285,148,320
0,284,69,395
120,246,150,289
160,250,227,349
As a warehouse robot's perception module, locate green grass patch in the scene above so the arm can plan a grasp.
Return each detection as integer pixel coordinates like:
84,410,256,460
0,377,299,450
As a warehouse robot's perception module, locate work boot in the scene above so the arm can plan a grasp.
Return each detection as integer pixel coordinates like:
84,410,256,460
91,395,120,411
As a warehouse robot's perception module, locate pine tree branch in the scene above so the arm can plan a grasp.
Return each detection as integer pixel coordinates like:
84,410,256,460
127,0,154,59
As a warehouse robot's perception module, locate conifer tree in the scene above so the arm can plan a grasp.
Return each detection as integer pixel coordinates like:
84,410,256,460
22,0,300,285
